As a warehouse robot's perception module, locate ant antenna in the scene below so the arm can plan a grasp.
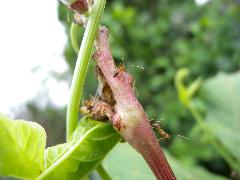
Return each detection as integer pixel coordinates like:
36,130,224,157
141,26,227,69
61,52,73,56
130,64,145,70
176,135,189,141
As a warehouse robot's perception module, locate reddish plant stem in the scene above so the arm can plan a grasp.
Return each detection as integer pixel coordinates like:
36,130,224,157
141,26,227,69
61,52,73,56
93,27,176,180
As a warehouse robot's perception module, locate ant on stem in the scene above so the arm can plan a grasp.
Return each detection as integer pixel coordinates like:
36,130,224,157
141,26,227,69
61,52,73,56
150,119,170,142
150,119,189,142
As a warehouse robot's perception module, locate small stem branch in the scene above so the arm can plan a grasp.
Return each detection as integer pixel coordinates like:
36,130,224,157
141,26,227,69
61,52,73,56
66,0,106,141
96,164,111,180
70,22,80,54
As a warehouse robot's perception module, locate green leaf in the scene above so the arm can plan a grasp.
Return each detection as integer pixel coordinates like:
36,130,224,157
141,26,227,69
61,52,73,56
104,143,228,180
39,117,121,179
103,143,155,180
200,72,240,164
0,113,46,179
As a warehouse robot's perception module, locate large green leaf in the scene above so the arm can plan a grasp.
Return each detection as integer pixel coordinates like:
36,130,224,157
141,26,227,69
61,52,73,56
38,117,121,179
0,114,46,179
104,143,228,180
103,143,155,180
200,72,240,164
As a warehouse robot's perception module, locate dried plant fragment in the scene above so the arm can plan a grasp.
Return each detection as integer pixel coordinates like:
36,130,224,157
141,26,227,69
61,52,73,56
61,0,88,14
80,99,114,121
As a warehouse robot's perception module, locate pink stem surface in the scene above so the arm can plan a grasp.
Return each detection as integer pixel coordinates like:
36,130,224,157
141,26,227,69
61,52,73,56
93,27,176,180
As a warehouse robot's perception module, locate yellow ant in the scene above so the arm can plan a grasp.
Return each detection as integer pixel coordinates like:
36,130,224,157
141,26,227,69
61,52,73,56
151,121,170,141
113,63,126,78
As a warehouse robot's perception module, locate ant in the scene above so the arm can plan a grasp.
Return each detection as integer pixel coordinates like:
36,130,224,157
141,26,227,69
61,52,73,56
150,120,170,142
113,63,126,78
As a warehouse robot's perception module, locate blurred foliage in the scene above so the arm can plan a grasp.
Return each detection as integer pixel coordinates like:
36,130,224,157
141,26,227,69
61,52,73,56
198,72,240,168
175,69,240,175
57,0,240,179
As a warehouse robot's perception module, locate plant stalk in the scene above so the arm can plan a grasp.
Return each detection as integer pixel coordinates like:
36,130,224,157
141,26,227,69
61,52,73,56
96,164,111,180
66,0,106,141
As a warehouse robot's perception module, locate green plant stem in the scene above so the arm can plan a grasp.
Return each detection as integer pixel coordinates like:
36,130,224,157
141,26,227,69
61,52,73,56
70,22,80,54
66,0,106,142
96,164,111,180
188,104,240,172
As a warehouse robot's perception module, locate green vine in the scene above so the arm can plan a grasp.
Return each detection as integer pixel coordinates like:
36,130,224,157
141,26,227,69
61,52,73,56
66,0,106,141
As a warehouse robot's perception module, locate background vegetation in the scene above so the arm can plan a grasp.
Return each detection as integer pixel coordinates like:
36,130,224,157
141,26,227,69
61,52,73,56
14,0,240,179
